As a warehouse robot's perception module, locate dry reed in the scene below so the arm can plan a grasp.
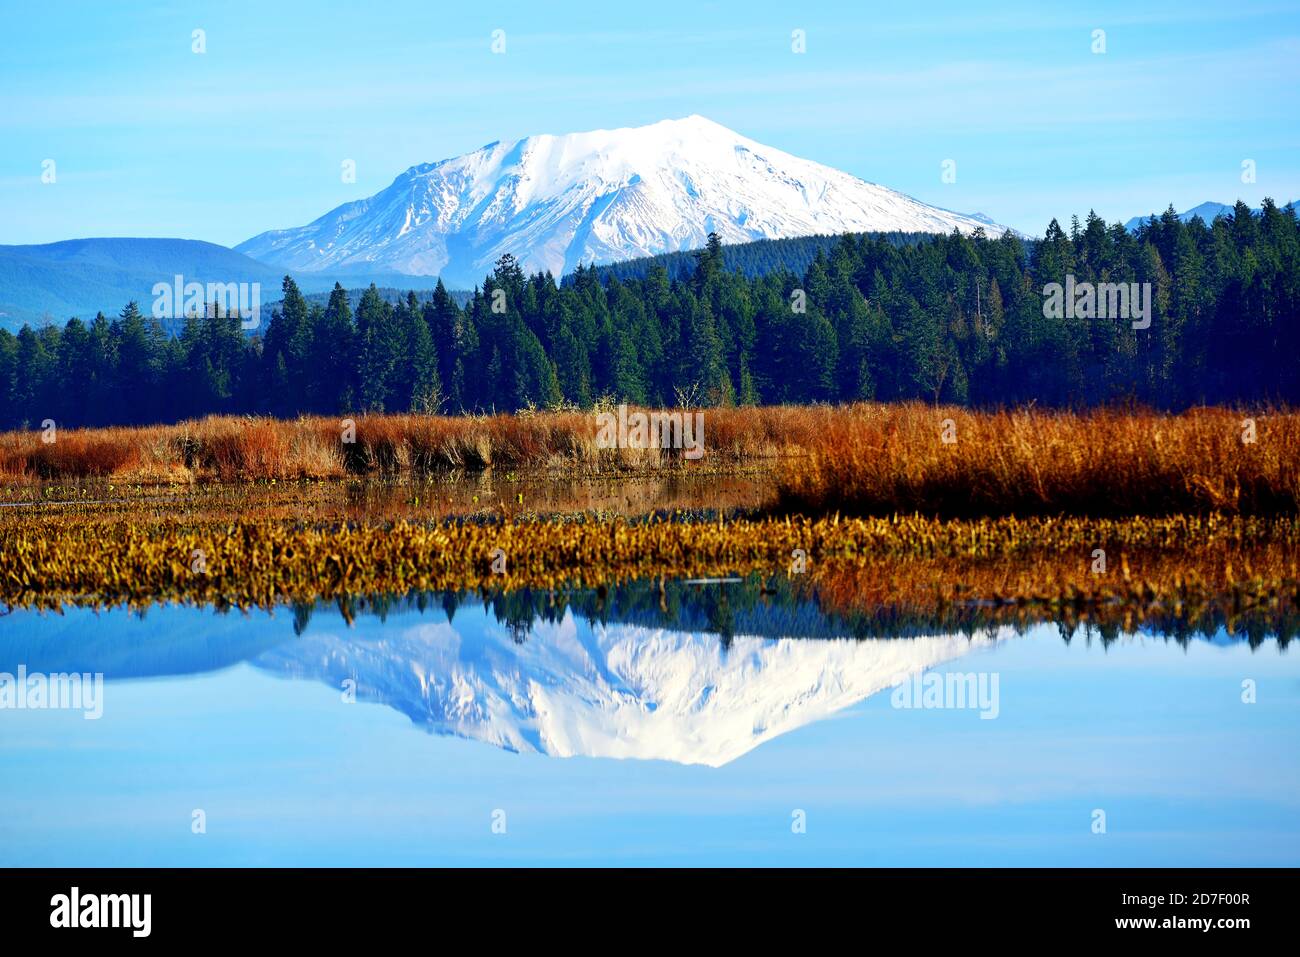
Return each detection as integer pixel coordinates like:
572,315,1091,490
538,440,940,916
1,404,1297,517
775,404,1300,516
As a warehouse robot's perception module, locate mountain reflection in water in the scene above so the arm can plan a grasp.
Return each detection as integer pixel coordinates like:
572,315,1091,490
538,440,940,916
2,575,1289,767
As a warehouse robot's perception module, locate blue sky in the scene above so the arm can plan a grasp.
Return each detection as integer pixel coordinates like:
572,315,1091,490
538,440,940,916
1,0,1298,246
2,605,1297,866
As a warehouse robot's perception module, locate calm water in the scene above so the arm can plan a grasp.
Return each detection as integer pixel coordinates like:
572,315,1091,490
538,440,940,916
1,579,1297,866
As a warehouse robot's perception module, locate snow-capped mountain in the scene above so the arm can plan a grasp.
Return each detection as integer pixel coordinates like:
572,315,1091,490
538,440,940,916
237,115,1008,287
253,609,1004,767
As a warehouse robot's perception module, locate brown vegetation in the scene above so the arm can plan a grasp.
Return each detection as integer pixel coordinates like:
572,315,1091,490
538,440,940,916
2,405,1297,518
1,508,1295,629
0,406,829,484
776,404,1300,516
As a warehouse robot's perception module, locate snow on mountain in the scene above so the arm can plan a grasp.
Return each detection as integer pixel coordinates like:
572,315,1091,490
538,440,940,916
253,609,1004,767
237,115,1008,287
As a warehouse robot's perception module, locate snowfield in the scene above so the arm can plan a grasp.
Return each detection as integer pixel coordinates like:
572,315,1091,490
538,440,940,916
254,610,1006,766
236,115,1007,287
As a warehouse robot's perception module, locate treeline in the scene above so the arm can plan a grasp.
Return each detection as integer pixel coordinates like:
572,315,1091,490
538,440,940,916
578,230,935,284
301,577,1293,647
269,284,474,316
1,199,1298,429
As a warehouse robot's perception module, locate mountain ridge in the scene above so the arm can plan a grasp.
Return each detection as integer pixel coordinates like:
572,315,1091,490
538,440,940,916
1123,199,1298,231
236,115,1009,286
253,610,1003,766
0,238,444,331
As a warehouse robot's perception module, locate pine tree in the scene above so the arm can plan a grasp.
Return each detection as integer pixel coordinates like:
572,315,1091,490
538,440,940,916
355,284,402,412
263,275,311,414
6,208,1300,429
114,301,156,423
399,291,441,412
551,321,592,406
677,294,731,405
693,232,724,288
309,284,356,413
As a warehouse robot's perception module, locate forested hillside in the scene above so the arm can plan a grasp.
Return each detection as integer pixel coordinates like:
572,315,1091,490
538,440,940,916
2,200,1297,429
577,231,937,285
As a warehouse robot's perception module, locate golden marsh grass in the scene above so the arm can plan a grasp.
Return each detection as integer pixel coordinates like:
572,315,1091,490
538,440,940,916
2,405,1296,629
2,404,1296,517
775,404,1300,516
0,407,830,483
2,501,1295,625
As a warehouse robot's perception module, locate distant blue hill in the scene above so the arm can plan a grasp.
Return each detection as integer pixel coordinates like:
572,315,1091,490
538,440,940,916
0,238,442,332
1123,200,1298,232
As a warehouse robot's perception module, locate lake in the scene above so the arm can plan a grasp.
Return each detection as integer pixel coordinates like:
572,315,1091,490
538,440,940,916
2,578,1297,866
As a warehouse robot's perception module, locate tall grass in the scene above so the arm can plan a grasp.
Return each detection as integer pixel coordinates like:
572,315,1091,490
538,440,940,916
775,404,1300,516
0,407,832,484
1,404,1297,516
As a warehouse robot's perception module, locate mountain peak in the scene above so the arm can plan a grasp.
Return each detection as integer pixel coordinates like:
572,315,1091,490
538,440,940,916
237,118,1008,285
534,114,731,139
255,612,1006,766
656,113,730,130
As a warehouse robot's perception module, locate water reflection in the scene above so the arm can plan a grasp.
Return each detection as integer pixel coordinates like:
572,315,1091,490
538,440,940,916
2,576,1291,766
260,614,999,766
